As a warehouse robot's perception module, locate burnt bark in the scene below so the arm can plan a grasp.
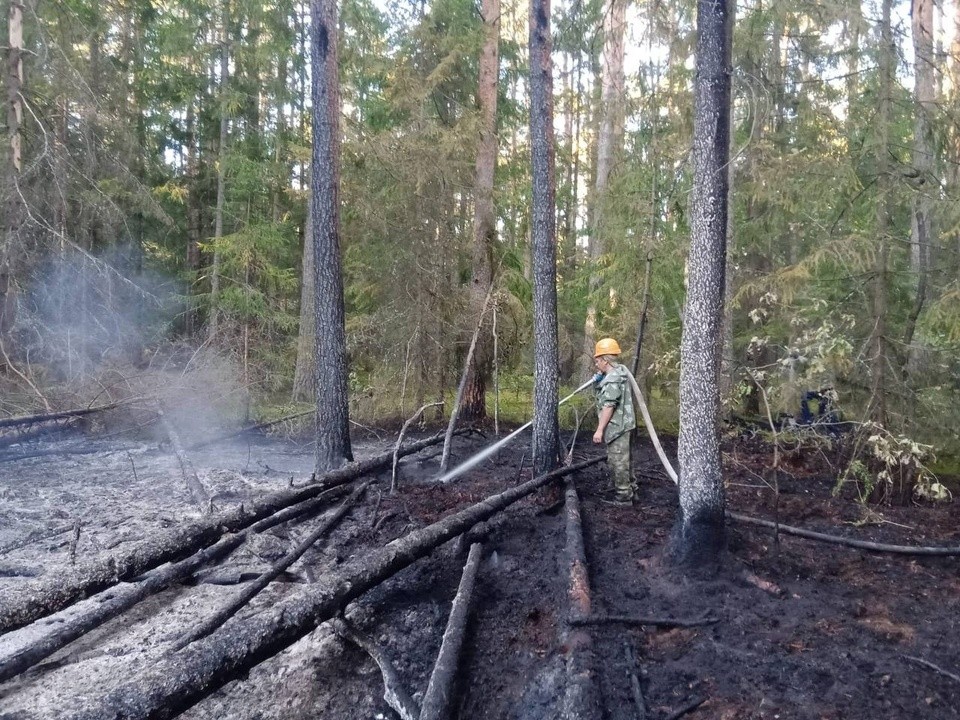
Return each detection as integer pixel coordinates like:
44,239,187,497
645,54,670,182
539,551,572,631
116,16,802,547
178,480,370,648
420,542,485,720
64,457,603,720
529,0,560,476
669,0,731,569
0,492,342,683
0,432,454,633
311,0,353,472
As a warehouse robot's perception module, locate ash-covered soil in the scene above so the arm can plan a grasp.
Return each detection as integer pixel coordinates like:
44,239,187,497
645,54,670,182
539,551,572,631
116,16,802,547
0,421,959,720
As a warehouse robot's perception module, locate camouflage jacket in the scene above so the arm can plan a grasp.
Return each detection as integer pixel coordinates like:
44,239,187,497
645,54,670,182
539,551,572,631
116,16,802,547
594,363,637,444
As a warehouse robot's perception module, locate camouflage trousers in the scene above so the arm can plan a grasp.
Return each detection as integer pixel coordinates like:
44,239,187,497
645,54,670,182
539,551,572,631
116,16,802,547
606,431,636,502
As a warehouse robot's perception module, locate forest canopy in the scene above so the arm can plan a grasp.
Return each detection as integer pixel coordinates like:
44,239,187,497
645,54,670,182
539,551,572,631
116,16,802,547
0,0,958,474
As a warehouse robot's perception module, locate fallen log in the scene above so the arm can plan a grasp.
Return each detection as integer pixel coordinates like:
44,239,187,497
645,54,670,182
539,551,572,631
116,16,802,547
66,456,604,720
0,397,148,429
333,617,420,720
562,477,600,720
0,418,80,448
177,480,372,648
420,541,484,720
0,489,344,683
727,511,960,556
0,431,458,635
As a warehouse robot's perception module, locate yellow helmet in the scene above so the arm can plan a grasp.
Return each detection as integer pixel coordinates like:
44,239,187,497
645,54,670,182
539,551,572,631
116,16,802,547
594,337,622,357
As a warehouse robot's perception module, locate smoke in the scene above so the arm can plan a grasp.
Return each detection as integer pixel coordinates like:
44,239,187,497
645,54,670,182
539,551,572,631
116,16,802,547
13,245,247,438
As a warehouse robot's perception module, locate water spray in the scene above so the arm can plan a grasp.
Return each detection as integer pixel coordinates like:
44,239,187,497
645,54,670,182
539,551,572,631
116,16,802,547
436,377,596,484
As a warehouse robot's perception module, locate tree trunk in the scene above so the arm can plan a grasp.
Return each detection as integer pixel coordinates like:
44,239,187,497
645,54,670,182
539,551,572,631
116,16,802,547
293,187,316,402
582,0,626,372
669,0,732,569
529,0,560,476
185,101,202,337
208,3,231,343
869,0,893,426
460,0,500,420
903,0,935,374
311,0,353,472
1,0,25,361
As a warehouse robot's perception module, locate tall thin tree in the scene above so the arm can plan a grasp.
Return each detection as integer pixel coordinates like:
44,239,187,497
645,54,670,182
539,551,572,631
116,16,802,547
311,0,353,472
0,0,25,363
670,0,732,568
529,0,560,475
460,0,500,420
582,0,626,371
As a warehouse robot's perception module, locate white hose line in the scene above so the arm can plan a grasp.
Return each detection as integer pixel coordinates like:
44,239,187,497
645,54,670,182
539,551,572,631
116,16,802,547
624,369,679,485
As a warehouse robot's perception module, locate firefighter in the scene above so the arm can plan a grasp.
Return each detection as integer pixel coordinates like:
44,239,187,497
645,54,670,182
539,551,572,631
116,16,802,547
592,338,638,505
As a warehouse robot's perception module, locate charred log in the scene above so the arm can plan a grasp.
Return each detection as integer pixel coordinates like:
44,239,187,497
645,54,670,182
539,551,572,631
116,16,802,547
0,431,457,634
0,490,342,682
420,541,484,720
177,480,371,648
65,456,602,720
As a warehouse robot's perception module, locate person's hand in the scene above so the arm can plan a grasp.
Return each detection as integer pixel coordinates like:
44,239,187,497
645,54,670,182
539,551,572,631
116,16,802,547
593,429,604,444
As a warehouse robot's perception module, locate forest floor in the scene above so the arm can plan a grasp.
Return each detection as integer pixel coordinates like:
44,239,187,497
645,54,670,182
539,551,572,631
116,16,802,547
0,415,959,720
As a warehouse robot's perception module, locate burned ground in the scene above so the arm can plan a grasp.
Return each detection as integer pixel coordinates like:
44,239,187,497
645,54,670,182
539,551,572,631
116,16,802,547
0,421,958,719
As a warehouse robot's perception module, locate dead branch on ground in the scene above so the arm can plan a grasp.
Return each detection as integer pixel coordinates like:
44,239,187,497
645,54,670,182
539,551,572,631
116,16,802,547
177,480,373,649
568,614,720,629
332,617,420,720
0,489,340,683
0,431,457,634
727,511,960,556
902,654,960,685
0,396,149,429
420,542,484,720
64,456,603,720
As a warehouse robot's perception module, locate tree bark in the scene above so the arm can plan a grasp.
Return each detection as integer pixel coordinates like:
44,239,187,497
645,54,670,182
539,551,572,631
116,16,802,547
582,0,626,371
903,0,935,374
529,0,561,476
65,457,603,720
311,0,353,472
208,3,230,343
460,0,500,420
670,0,732,569
869,0,893,426
0,432,453,633
0,0,25,361
292,187,316,402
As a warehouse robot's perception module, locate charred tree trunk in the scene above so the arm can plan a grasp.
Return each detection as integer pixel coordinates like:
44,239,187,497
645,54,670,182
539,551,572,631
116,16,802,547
311,0,353,472
208,4,230,343
529,0,560,476
65,458,603,720
460,0,500,421
669,0,731,569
